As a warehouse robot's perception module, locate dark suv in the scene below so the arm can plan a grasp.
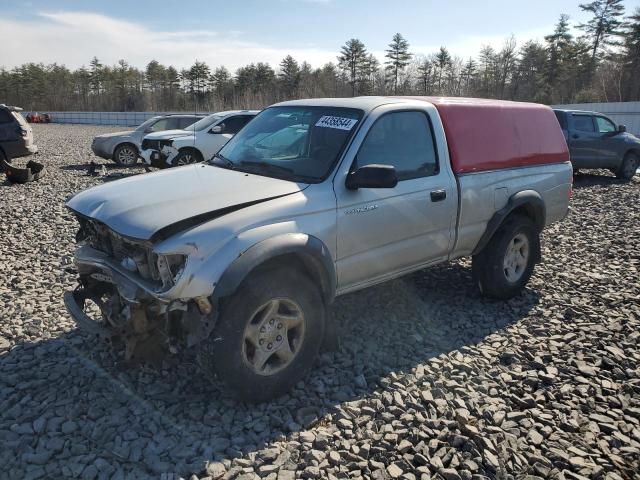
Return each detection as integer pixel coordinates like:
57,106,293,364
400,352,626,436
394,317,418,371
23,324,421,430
0,104,38,160
554,109,640,181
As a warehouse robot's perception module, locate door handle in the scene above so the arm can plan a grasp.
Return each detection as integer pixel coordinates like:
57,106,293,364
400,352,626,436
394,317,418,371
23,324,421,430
430,189,446,202
572,134,580,139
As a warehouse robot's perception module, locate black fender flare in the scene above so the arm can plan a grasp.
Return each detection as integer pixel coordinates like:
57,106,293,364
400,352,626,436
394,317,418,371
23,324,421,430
212,233,336,305
472,190,545,261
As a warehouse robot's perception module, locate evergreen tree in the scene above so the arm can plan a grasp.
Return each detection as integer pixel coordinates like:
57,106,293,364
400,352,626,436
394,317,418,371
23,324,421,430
579,0,626,62
434,47,452,93
384,33,412,94
337,38,369,96
279,55,301,97
620,8,640,100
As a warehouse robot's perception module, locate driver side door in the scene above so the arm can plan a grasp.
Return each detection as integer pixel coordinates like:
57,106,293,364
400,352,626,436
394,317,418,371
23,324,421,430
334,109,457,291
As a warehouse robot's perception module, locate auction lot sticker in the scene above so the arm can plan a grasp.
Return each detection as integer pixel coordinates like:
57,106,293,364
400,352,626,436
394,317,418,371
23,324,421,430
315,116,358,130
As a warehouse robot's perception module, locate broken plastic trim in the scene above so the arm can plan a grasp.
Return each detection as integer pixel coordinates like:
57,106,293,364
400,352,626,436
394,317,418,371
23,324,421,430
1,157,45,184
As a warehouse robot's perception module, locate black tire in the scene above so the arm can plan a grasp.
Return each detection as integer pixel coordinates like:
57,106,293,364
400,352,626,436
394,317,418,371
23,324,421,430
615,152,639,181
171,149,202,167
200,267,325,402
113,144,138,167
472,214,539,299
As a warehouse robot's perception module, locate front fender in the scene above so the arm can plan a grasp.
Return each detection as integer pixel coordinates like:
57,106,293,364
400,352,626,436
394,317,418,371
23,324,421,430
213,233,336,304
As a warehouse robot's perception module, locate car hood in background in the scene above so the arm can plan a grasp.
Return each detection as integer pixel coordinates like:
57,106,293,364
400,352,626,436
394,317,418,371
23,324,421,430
144,129,193,140
95,131,134,139
66,165,307,241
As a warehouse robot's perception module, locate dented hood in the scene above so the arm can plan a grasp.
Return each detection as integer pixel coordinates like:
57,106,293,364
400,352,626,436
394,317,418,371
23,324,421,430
66,164,306,241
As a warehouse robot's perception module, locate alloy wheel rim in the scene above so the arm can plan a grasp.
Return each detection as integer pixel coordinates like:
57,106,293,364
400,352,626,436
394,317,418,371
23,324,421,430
242,298,305,376
624,158,638,177
503,233,530,283
118,148,136,165
177,154,195,165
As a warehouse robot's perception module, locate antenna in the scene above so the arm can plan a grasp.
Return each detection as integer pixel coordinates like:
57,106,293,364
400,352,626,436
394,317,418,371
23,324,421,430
193,59,198,152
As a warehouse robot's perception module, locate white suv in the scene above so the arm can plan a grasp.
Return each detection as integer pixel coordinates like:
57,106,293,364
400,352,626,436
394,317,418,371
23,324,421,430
140,110,259,168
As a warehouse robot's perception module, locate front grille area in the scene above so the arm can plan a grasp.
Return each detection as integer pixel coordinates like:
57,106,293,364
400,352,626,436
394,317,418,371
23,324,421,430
141,139,158,151
141,139,172,151
77,217,159,282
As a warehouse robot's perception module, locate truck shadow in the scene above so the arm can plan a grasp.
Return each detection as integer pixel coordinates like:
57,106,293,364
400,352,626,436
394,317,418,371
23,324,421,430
572,170,631,188
0,261,538,478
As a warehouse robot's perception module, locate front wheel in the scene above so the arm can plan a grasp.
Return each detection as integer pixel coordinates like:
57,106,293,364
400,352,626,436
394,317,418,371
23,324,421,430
615,153,639,181
199,268,325,402
472,214,539,299
113,144,138,167
171,149,202,167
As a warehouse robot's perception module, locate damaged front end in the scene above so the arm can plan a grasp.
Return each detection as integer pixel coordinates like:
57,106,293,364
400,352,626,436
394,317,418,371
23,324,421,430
64,215,215,363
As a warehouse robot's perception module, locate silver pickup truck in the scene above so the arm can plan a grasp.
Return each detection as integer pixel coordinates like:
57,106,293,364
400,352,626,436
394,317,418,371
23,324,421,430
64,96,572,401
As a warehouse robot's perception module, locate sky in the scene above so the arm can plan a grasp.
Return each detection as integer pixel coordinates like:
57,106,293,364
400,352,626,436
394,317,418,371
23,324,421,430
2,0,639,72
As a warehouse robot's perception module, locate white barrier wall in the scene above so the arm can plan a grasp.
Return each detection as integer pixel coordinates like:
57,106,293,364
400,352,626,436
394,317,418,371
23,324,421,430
23,111,211,127
553,101,640,137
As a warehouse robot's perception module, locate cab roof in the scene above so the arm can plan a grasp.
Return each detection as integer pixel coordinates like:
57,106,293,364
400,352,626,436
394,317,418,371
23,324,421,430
275,96,569,174
274,96,546,113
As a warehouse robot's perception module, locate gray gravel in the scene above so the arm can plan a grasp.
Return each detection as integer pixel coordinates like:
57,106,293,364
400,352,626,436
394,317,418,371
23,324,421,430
1,124,639,480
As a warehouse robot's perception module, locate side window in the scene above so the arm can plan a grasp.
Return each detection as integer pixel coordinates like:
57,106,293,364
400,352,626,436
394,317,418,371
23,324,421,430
355,111,438,181
572,115,595,132
0,109,13,124
554,111,567,130
149,118,171,132
595,116,616,133
222,115,252,135
179,117,196,129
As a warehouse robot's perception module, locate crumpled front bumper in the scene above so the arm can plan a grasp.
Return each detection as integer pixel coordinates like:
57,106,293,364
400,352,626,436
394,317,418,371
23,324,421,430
64,245,216,357
140,146,177,168
63,290,111,338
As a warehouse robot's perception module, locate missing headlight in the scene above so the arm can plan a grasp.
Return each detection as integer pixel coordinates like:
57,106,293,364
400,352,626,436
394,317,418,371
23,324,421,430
157,254,186,288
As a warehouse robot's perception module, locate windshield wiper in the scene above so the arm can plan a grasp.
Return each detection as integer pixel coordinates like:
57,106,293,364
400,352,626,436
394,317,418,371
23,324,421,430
210,153,236,169
238,160,296,176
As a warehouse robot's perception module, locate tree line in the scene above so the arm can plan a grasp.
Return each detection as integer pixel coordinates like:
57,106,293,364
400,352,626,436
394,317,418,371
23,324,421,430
1,0,638,112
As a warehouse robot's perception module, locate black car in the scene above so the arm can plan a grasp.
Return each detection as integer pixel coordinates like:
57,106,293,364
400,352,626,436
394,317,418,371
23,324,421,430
0,104,38,161
554,109,640,181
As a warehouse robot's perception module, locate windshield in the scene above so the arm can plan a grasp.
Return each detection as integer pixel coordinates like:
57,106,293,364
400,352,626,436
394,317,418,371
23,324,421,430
214,106,363,182
187,114,224,132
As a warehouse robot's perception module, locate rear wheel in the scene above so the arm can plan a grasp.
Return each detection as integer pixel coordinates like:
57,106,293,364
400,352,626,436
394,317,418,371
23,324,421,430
199,268,325,402
472,214,539,299
615,152,639,181
113,144,138,167
171,149,202,167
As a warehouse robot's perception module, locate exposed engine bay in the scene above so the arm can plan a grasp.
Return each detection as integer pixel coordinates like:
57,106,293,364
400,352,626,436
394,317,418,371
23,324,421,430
65,216,216,363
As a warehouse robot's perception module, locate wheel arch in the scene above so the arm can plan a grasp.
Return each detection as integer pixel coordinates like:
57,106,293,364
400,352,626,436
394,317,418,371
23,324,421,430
624,147,640,159
112,141,138,160
177,146,203,158
212,233,336,306
472,189,545,261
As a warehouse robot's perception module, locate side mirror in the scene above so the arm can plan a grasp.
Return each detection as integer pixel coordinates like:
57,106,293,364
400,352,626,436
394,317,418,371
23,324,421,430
618,124,626,133
144,127,153,133
211,124,224,134
346,164,398,190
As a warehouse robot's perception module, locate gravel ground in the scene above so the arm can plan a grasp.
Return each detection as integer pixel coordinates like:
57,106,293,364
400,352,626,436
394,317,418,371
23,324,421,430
1,124,639,480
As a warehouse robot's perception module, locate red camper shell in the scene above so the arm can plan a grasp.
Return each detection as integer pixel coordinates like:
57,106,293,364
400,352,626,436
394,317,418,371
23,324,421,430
407,97,570,174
